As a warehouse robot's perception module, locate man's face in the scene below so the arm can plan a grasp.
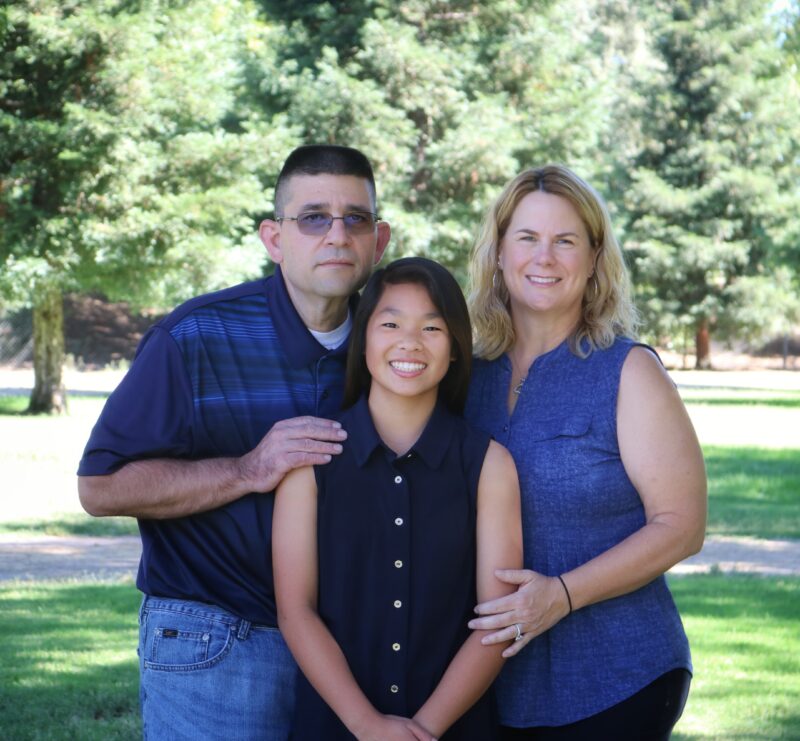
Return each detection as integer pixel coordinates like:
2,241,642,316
260,174,390,321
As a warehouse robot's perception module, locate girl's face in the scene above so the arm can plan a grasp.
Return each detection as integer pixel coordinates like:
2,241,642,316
365,282,452,406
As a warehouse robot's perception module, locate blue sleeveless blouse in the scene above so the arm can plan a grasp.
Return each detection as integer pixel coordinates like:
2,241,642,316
464,337,691,727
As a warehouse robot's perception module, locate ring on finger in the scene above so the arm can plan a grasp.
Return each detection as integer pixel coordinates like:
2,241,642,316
513,623,523,641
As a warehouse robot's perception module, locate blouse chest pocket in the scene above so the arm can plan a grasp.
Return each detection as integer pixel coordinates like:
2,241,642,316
527,413,592,442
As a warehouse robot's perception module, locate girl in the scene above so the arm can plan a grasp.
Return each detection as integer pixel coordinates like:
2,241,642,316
273,257,522,741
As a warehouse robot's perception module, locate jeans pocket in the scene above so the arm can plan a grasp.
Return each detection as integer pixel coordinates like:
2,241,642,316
142,608,235,672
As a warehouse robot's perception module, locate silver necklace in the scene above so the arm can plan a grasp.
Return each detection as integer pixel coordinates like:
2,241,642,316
511,352,531,396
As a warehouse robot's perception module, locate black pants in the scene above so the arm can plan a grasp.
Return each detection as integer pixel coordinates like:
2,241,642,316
500,669,691,741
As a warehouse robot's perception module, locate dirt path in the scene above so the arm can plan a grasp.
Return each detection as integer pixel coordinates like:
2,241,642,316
669,535,800,577
0,533,798,583
0,534,141,582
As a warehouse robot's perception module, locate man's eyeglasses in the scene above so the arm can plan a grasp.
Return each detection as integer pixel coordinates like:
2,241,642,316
277,211,380,236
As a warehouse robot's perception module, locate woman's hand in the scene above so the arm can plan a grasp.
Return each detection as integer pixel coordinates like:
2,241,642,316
467,569,570,657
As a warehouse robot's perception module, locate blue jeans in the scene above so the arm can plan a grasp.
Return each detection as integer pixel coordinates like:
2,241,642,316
138,596,297,740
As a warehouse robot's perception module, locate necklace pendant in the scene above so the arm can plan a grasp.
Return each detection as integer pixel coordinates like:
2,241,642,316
513,376,527,396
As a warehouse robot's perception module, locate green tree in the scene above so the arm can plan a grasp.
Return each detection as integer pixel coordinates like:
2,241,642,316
777,0,800,68
621,0,800,367
1,0,118,412
247,0,623,279
0,0,278,413
717,269,800,368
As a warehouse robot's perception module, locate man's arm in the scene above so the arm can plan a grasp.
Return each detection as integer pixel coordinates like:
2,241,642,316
78,416,347,519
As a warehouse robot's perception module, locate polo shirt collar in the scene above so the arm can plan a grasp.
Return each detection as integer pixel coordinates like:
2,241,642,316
266,266,356,367
348,394,455,470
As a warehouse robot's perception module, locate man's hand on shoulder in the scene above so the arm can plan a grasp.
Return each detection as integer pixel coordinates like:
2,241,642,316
78,416,346,520
237,416,348,493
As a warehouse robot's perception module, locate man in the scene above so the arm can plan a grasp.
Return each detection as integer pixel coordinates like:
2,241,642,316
78,145,391,739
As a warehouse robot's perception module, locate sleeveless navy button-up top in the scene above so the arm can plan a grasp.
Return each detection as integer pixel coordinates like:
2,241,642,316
292,395,497,740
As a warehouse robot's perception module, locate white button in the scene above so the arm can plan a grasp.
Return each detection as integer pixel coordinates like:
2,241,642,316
394,517,403,526
390,684,399,693
393,600,402,608
394,475,402,484
394,560,403,568
392,642,401,651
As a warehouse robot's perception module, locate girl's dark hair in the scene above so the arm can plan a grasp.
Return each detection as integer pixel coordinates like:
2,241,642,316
344,257,473,413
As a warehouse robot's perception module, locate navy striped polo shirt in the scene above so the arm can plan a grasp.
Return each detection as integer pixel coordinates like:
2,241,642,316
78,268,353,624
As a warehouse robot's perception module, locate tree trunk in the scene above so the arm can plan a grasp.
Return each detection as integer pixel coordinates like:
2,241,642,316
694,318,711,370
28,283,67,414
682,325,690,370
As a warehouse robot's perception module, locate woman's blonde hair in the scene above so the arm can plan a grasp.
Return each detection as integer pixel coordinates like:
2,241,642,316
468,164,639,360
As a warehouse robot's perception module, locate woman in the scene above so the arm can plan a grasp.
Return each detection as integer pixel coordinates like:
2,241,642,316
464,165,707,740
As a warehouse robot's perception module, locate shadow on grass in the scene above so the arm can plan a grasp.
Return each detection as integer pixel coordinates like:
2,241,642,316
0,513,138,537
670,575,800,740
704,446,800,539
674,731,800,741
1,577,798,739
671,574,800,620
0,582,142,740
0,395,30,415
0,394,110,416
684,396,800,408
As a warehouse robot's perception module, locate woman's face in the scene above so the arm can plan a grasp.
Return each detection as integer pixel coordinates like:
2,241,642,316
498,190,595,327
365,282,452,406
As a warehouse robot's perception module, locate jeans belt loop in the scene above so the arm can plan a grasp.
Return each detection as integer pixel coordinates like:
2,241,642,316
236,618,252,641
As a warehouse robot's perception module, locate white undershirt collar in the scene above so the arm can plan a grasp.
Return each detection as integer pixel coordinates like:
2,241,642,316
309,311,352,350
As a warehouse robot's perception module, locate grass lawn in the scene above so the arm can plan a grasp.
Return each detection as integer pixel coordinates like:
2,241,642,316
0,373,798,738
0,576,797,740
4,390,798,540
671,575,800,740
682,403,800,450
0,580,141,740
0,514,138,536
679,389,800,408
0,395,138,536
704,446,800,539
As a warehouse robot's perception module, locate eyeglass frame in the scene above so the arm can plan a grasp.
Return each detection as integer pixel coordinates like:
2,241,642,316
276,210,382,236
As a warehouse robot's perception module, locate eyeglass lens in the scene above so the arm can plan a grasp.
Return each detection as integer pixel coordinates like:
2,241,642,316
294,211,377,235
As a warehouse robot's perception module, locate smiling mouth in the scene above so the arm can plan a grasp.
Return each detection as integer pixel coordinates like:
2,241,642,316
526,276,560,285
390,361,427,374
